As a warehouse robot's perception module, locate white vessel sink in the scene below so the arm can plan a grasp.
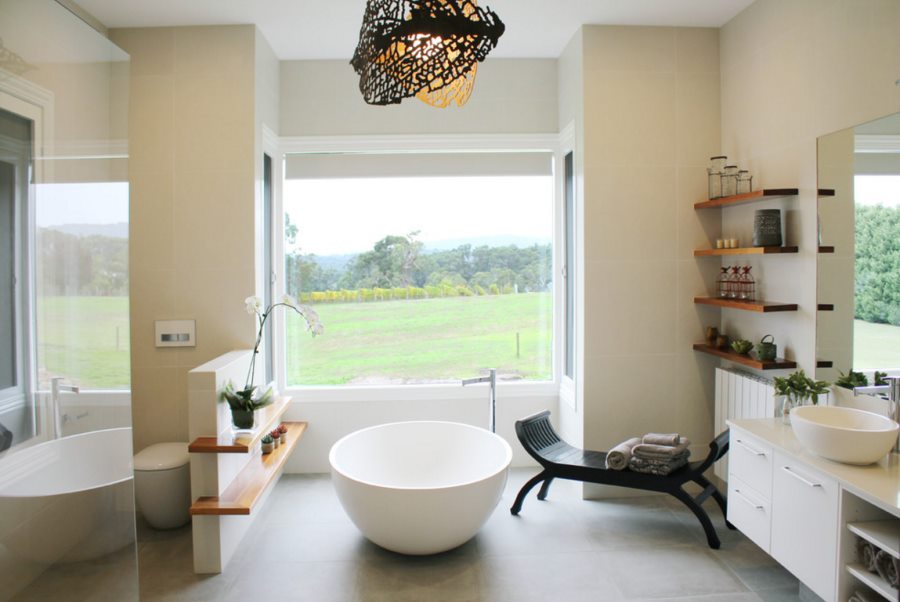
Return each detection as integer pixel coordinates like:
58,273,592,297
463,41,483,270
791,406,899,465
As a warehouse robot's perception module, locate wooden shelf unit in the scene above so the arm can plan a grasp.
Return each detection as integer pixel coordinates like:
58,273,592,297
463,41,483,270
694,246,798,257
189,396,292,454
190,421,308,516
693,344,797,370
694,188,800,209
694,297,798,312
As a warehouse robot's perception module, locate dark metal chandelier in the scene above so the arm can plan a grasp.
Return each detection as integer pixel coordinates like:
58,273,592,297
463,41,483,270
351,0,505,108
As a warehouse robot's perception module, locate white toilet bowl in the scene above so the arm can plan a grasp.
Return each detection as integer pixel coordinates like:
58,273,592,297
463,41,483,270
133,442,191,529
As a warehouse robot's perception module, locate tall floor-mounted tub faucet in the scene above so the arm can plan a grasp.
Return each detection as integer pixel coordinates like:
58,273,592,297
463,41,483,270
462,368,497,433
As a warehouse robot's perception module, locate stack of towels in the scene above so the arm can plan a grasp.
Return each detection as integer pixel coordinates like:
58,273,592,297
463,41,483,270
856,537,899,590
606,433,690,475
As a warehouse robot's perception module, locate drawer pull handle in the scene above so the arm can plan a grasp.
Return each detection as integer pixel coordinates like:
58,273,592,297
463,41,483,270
781,466,822,488
735,439,767,457
734,488,764,510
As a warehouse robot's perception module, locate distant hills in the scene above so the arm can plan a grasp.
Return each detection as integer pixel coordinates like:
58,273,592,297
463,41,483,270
44,222,128,239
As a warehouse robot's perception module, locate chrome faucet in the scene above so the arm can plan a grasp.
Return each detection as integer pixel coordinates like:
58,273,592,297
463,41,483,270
462,368,497,433
50,377,79,439
854,376,900,453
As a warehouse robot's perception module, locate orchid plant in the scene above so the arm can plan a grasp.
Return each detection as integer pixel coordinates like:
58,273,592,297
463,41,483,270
220,294,323,413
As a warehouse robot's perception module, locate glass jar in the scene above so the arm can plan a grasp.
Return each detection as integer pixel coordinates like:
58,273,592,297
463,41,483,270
717,266,730,298
722,165,739,197
739,266,755,300
709,156,727,173
707,156,727,199
736,170,752,194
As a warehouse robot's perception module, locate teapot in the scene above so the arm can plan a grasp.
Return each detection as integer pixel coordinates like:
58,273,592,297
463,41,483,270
756,334,777,361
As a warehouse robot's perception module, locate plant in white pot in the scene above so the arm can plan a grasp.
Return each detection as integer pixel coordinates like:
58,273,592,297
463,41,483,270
774,369,830,424
220,295,323,431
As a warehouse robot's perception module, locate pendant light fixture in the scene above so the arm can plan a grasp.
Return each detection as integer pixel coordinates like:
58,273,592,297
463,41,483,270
351,0,505,108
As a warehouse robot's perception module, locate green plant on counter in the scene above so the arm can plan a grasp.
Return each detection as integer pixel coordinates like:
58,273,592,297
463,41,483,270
773,369,830,405
835,370,869,390
875,371,888,386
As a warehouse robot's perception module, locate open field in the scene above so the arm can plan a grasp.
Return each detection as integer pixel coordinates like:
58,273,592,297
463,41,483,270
854,319,900,370
286,292,552,385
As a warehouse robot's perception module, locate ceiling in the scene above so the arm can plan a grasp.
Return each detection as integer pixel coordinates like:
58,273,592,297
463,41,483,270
73,0,756,60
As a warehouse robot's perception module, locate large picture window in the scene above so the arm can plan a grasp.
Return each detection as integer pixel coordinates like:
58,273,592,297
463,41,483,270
282,150,554,386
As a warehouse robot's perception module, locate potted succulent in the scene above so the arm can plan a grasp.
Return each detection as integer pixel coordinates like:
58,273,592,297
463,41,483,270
220,294,322,432
278,423,288,444
774,369,830,424
261,434,275,454
269,429,281,448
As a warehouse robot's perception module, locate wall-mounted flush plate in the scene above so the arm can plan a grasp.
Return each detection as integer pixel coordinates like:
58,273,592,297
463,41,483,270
155,320,196,347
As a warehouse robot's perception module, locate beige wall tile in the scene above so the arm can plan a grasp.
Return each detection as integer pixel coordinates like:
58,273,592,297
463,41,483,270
675,28,720,74
582,26,676,73
129,171,175,271
110,27,174,78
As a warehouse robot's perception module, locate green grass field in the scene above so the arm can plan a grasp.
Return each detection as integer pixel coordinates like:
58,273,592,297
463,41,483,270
854,319,900,370
37,296,131,389
285,292,552,385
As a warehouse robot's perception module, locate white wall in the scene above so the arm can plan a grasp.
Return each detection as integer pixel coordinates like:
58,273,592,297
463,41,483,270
576,26,722,488
720,0,900,381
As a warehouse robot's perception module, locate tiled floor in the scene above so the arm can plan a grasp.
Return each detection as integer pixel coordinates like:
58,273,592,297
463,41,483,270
21,469,808,601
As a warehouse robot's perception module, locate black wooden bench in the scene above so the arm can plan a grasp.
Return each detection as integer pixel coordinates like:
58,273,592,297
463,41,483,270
511,410,734,549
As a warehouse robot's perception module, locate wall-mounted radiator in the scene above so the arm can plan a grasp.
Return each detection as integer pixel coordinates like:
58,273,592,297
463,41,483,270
714,368,775,481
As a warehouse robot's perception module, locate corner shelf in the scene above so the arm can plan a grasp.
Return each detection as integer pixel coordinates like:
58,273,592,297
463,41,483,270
816,360,834,368
818,188,836,197
694,297,798,312
694,246,798,256
189,396,292,454
190,421,308,516
818,304,835,311
693,344,797,370
846,564,898,602
694,188,800,209
818,246,835,254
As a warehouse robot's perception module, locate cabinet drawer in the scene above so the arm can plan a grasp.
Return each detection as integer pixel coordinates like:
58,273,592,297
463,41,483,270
728,476,771,552
771,453,838,602
729,429,773,498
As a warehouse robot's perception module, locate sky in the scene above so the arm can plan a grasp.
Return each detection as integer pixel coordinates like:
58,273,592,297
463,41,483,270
35,182,129,227
284,175,554,256
855,175,900,208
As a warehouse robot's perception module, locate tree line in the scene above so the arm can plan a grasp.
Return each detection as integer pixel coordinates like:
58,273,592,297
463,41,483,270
285,231,552,300
855,204,900,326
38,229,128,296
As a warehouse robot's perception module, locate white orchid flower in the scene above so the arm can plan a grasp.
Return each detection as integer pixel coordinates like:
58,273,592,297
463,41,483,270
244,296,262,315
282,294,298,308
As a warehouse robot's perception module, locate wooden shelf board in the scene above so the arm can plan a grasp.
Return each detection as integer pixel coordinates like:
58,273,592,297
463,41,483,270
693,297,798,312
190,421,308,516
189,396,292,454
694,188,799,209
818,188,836,197
818,304,835,311
816,360,834,368
694,246,799,256
848,521,900,559
693,344,797,370
818,246,835,253
846,564,898,602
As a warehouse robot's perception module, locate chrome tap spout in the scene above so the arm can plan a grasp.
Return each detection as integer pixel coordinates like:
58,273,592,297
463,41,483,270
462,369,497,433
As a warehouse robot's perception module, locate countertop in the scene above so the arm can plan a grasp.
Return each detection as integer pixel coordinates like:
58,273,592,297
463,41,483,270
728,418,900,516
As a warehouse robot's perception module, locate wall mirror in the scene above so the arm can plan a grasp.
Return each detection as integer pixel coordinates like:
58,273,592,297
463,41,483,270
816,111,900,384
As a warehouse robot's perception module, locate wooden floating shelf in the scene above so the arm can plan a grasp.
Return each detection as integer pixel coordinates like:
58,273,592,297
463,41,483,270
694,246,799,256
694,297,798,312
190,421,308,516
818,246,835,253
818,304,835,311
816,360,834,368
694,188,799,209
818,188,836,197
693,344,797,370
189,396,292,454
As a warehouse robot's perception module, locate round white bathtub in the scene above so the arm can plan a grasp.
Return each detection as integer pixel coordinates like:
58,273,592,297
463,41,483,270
0,427,136,596
329,421,512,555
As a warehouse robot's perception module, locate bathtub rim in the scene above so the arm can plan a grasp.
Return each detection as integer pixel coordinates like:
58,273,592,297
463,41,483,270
0,427,134,498
329,420,512,492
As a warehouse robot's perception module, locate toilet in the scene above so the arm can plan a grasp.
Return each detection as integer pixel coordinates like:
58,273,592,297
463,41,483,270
133,442,191,529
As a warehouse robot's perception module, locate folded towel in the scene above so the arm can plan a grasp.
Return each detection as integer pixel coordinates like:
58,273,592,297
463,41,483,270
857,538,877,572
606,437,642,471
642,433,681,446
632,439,691,461
628,455,688,476
849,591,878,602
874,549,899,588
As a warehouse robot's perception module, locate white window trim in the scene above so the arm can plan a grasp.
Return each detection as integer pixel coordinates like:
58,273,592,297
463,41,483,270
274,132,569,403
557,122,577,411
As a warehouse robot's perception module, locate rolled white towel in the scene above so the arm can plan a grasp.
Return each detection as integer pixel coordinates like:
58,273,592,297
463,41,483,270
857,537,877,572
606,437,641,471
632,439,691,461
848,590,879,602
642,433,680,446
874,549,899,589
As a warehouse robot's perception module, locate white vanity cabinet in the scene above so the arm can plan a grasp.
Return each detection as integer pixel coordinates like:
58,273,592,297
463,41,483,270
727,418,900,602
770,451,839,601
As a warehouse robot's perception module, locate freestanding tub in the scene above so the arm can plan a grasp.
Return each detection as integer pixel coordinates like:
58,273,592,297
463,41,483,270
0,428,136,597
329,421,512,555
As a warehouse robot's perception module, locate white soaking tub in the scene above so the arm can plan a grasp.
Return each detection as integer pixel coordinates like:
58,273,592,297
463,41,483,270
329,421,512,555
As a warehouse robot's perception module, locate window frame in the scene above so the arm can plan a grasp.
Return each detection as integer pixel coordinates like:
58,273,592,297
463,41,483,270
273,133,568,402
